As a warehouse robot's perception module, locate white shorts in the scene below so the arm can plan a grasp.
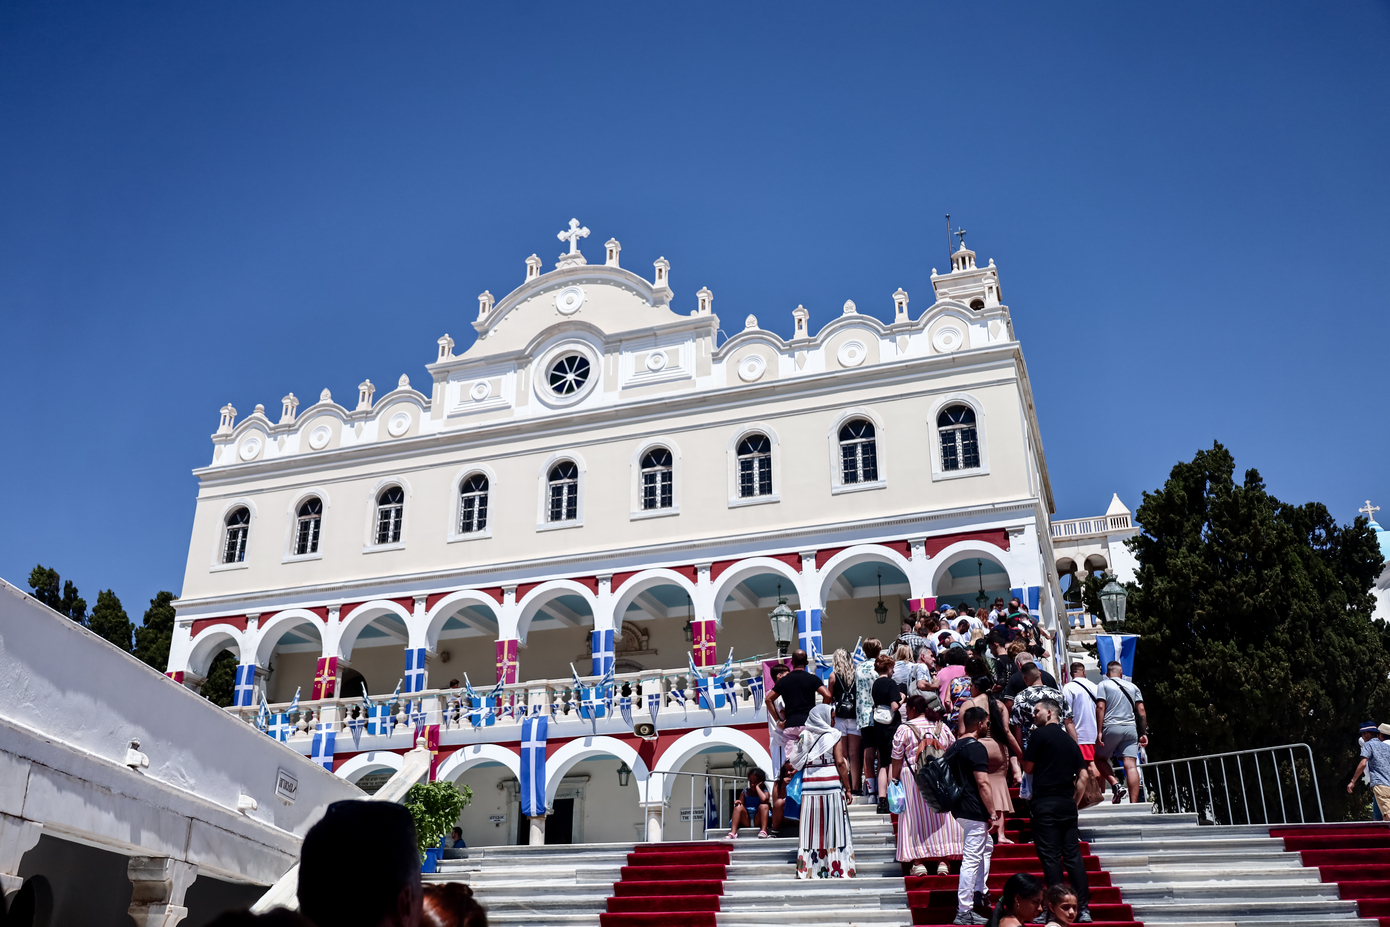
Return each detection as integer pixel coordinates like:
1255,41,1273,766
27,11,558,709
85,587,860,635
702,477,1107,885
833,717,859,735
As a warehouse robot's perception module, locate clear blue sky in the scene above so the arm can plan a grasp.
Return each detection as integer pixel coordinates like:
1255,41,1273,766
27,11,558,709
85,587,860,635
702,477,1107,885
2,3,1387,615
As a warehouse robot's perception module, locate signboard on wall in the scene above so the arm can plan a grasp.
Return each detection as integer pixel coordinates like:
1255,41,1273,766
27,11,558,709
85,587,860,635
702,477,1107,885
275,768,298,804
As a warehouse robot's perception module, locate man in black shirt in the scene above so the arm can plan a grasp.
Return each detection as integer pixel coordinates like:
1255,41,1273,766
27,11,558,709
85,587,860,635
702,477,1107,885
1022,698,1092,923
947,706,996,925
1001,653,1059,704
769,649,830,729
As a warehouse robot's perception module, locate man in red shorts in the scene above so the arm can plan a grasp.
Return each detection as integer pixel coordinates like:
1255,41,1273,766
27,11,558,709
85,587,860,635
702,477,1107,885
1061,661,1101,780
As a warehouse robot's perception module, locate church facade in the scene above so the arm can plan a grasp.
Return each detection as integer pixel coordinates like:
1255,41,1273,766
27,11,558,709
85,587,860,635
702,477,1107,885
167,221,1065,844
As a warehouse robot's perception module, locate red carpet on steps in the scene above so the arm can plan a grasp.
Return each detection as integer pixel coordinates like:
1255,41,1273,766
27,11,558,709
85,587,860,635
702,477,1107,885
600,841,730,927
1273,822,1390,926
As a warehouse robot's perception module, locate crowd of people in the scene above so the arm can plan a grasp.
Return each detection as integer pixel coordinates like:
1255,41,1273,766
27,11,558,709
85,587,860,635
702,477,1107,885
766,597,1149,925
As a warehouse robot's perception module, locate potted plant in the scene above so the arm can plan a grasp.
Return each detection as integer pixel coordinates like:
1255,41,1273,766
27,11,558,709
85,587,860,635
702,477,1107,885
404,779,471,873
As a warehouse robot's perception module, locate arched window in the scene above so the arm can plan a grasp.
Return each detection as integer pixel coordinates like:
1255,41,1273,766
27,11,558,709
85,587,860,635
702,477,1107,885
736,434,773,498
640,448,673,510
547,462,579,522
222,507,250,563
375,486,404,544
459,474,489,534
838,419,878,484
294,498,322,555
937,405,980,471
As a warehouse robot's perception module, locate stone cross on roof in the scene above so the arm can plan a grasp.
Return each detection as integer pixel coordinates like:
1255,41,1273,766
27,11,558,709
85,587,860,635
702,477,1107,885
1360,500,1381,521
558,218,590,255
955,228,968,249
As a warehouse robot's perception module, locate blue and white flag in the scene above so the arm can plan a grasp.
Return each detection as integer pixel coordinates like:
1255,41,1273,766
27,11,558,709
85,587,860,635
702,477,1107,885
705,779,720,831
578,686,607,721
688,652,725,711
233,663,256,708
851,637,866,664
287,686,301,718
1010,586,1042,613
519,716,548,818
404,647,428,695
796,609,823,658
256,691,270,730
310,722,336,771
748,673,765,713
809,642,834,684
368,702,394,737
721,675,739,715
1095,634,1139,681
267,712,291,742
647,689,661,723
619,694,633,729
591,628,615,678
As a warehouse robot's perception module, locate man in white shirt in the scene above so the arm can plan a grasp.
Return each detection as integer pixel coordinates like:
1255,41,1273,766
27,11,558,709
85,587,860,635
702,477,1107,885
1061,662,1101,781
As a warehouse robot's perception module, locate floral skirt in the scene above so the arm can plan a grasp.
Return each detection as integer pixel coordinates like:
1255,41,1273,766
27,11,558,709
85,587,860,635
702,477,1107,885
796,763,856,879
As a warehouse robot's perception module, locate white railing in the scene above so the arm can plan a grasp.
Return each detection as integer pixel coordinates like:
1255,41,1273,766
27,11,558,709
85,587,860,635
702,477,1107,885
1140,743,1324,825
641,770,753,842
232,656,775,738
1051,513,1132,539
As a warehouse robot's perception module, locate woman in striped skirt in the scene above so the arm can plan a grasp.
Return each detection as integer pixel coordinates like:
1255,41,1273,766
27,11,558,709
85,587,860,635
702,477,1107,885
891,692,964,876
789,704,857,879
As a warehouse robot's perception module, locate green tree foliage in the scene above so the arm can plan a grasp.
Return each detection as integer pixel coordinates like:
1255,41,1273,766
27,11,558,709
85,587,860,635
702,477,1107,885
133,590,178,671
404,780,472,861
1120,442,1389,820
202,650,238,707
88,589,134,651
27,565,87,622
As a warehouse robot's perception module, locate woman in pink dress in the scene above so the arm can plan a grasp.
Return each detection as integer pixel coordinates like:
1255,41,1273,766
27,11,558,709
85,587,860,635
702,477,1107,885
890,693,964,876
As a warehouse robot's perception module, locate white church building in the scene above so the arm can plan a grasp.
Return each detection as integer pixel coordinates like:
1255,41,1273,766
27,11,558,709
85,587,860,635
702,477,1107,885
166,221,1070,846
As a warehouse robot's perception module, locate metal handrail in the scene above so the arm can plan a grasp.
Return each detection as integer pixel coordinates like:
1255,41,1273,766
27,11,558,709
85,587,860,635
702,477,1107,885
1139,743,1323,825
640,769,753,842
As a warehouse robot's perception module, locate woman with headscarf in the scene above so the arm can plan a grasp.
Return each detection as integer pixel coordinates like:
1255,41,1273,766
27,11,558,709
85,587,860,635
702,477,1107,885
789,703,856,879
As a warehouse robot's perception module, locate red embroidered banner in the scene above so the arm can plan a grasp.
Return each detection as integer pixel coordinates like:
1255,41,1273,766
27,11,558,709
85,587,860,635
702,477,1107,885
311,656,338,700
495,639,519,684
692,619,717,667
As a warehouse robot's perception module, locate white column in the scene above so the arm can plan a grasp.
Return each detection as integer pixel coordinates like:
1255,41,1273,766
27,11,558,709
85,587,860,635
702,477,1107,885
497,586,521,642
127,857,197,927
693,564,714,628
593,575,615,636
906,537,930,598
528,814,547,846
798,551,821,611
643,803,663,842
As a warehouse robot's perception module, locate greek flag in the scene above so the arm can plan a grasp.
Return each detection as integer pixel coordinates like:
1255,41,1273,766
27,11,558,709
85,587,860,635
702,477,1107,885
591,628,615,677
310,722,336,771
234,663,256,708
851,637,866,664
796,609,823,658
1095,634,1139,680
404,647,428,695
748,673,765,713
647,689,661,723
721,674,738,715
688,651,725,711
287,686,301,719
256,692,269,730
1010,586,1042,612
519,716,548,818
368,702,394,737
810,642,834,684
619,694,633,729
267,712,291,742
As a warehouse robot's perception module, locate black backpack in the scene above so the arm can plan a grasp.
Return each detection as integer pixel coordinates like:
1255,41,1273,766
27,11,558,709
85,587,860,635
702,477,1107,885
917,738,969,814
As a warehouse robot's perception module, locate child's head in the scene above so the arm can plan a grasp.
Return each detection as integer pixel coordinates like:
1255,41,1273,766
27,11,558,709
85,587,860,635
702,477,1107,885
996,873,1044,923
779,761,795,779
1045,884,1078,924
748,768,767,787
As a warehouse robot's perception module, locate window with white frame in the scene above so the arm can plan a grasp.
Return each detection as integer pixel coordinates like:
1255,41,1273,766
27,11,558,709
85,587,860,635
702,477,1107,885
294,498,322,555
547,462,579,522
222,507,249,563
640,448,673,510
838,419,878,484
375,486,404,544
937,405,981,471
736,434,773,498
459,474,489,533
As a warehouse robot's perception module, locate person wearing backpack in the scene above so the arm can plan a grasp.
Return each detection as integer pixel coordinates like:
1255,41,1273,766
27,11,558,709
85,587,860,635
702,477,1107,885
890,693,963,877
945,705,997,925
830,648,863,798
1095,661,1148,804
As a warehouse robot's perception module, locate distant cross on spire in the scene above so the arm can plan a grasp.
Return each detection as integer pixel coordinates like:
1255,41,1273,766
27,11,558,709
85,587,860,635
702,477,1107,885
1360,500,1381,522
955,228,968,249
558,218,590,255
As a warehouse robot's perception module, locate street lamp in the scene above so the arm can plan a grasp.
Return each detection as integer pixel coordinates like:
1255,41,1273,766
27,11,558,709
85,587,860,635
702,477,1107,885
616,762,632,787
683,594,694,643
732,751,749,779
1099,577,1128,626
874,570,888,624
975,559,989,609
768,583,796,657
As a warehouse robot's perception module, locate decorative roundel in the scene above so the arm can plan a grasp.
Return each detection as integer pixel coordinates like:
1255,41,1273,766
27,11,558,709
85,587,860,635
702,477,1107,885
238,437,262,461
554,285,586,315
932,324,965,353
645,350,668,372
547,353,591,395
308,425,332,450
837,339,868,368
387,411,411,437
737,354,767,382
469,380,491,402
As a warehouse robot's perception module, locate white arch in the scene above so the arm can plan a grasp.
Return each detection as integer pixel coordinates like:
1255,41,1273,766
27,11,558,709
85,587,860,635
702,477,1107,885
516,580,598,642
435,742,522,785
254,609,326,666
709,556,805,623
544,735,648,806
336,599,414,661
924,540,1015,599
335,751,403,784
424,590,502,651
187,627,243,677
653,727,774,801
611,569,697,629
814,544,914,609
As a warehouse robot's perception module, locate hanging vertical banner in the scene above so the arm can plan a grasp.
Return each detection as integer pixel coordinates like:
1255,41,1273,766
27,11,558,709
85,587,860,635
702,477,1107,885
591,629,615,677
692,620,717,668
234,664,257,708
166,670,185,685
311,656,339,701
795,609,823,658
1010,587,1042,612
404,648,427,694
519,716,548,818
425,724,441,780
495,639,519,685
1095,634,1139,680
907,597,937,615
310,722,336,771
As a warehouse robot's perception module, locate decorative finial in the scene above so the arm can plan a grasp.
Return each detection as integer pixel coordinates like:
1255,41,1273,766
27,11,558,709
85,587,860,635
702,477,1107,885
1360,500,1381,522
398,374,410,390
319,388,332,403
744,314,758,330
842,299,857,315
955,228,968,250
